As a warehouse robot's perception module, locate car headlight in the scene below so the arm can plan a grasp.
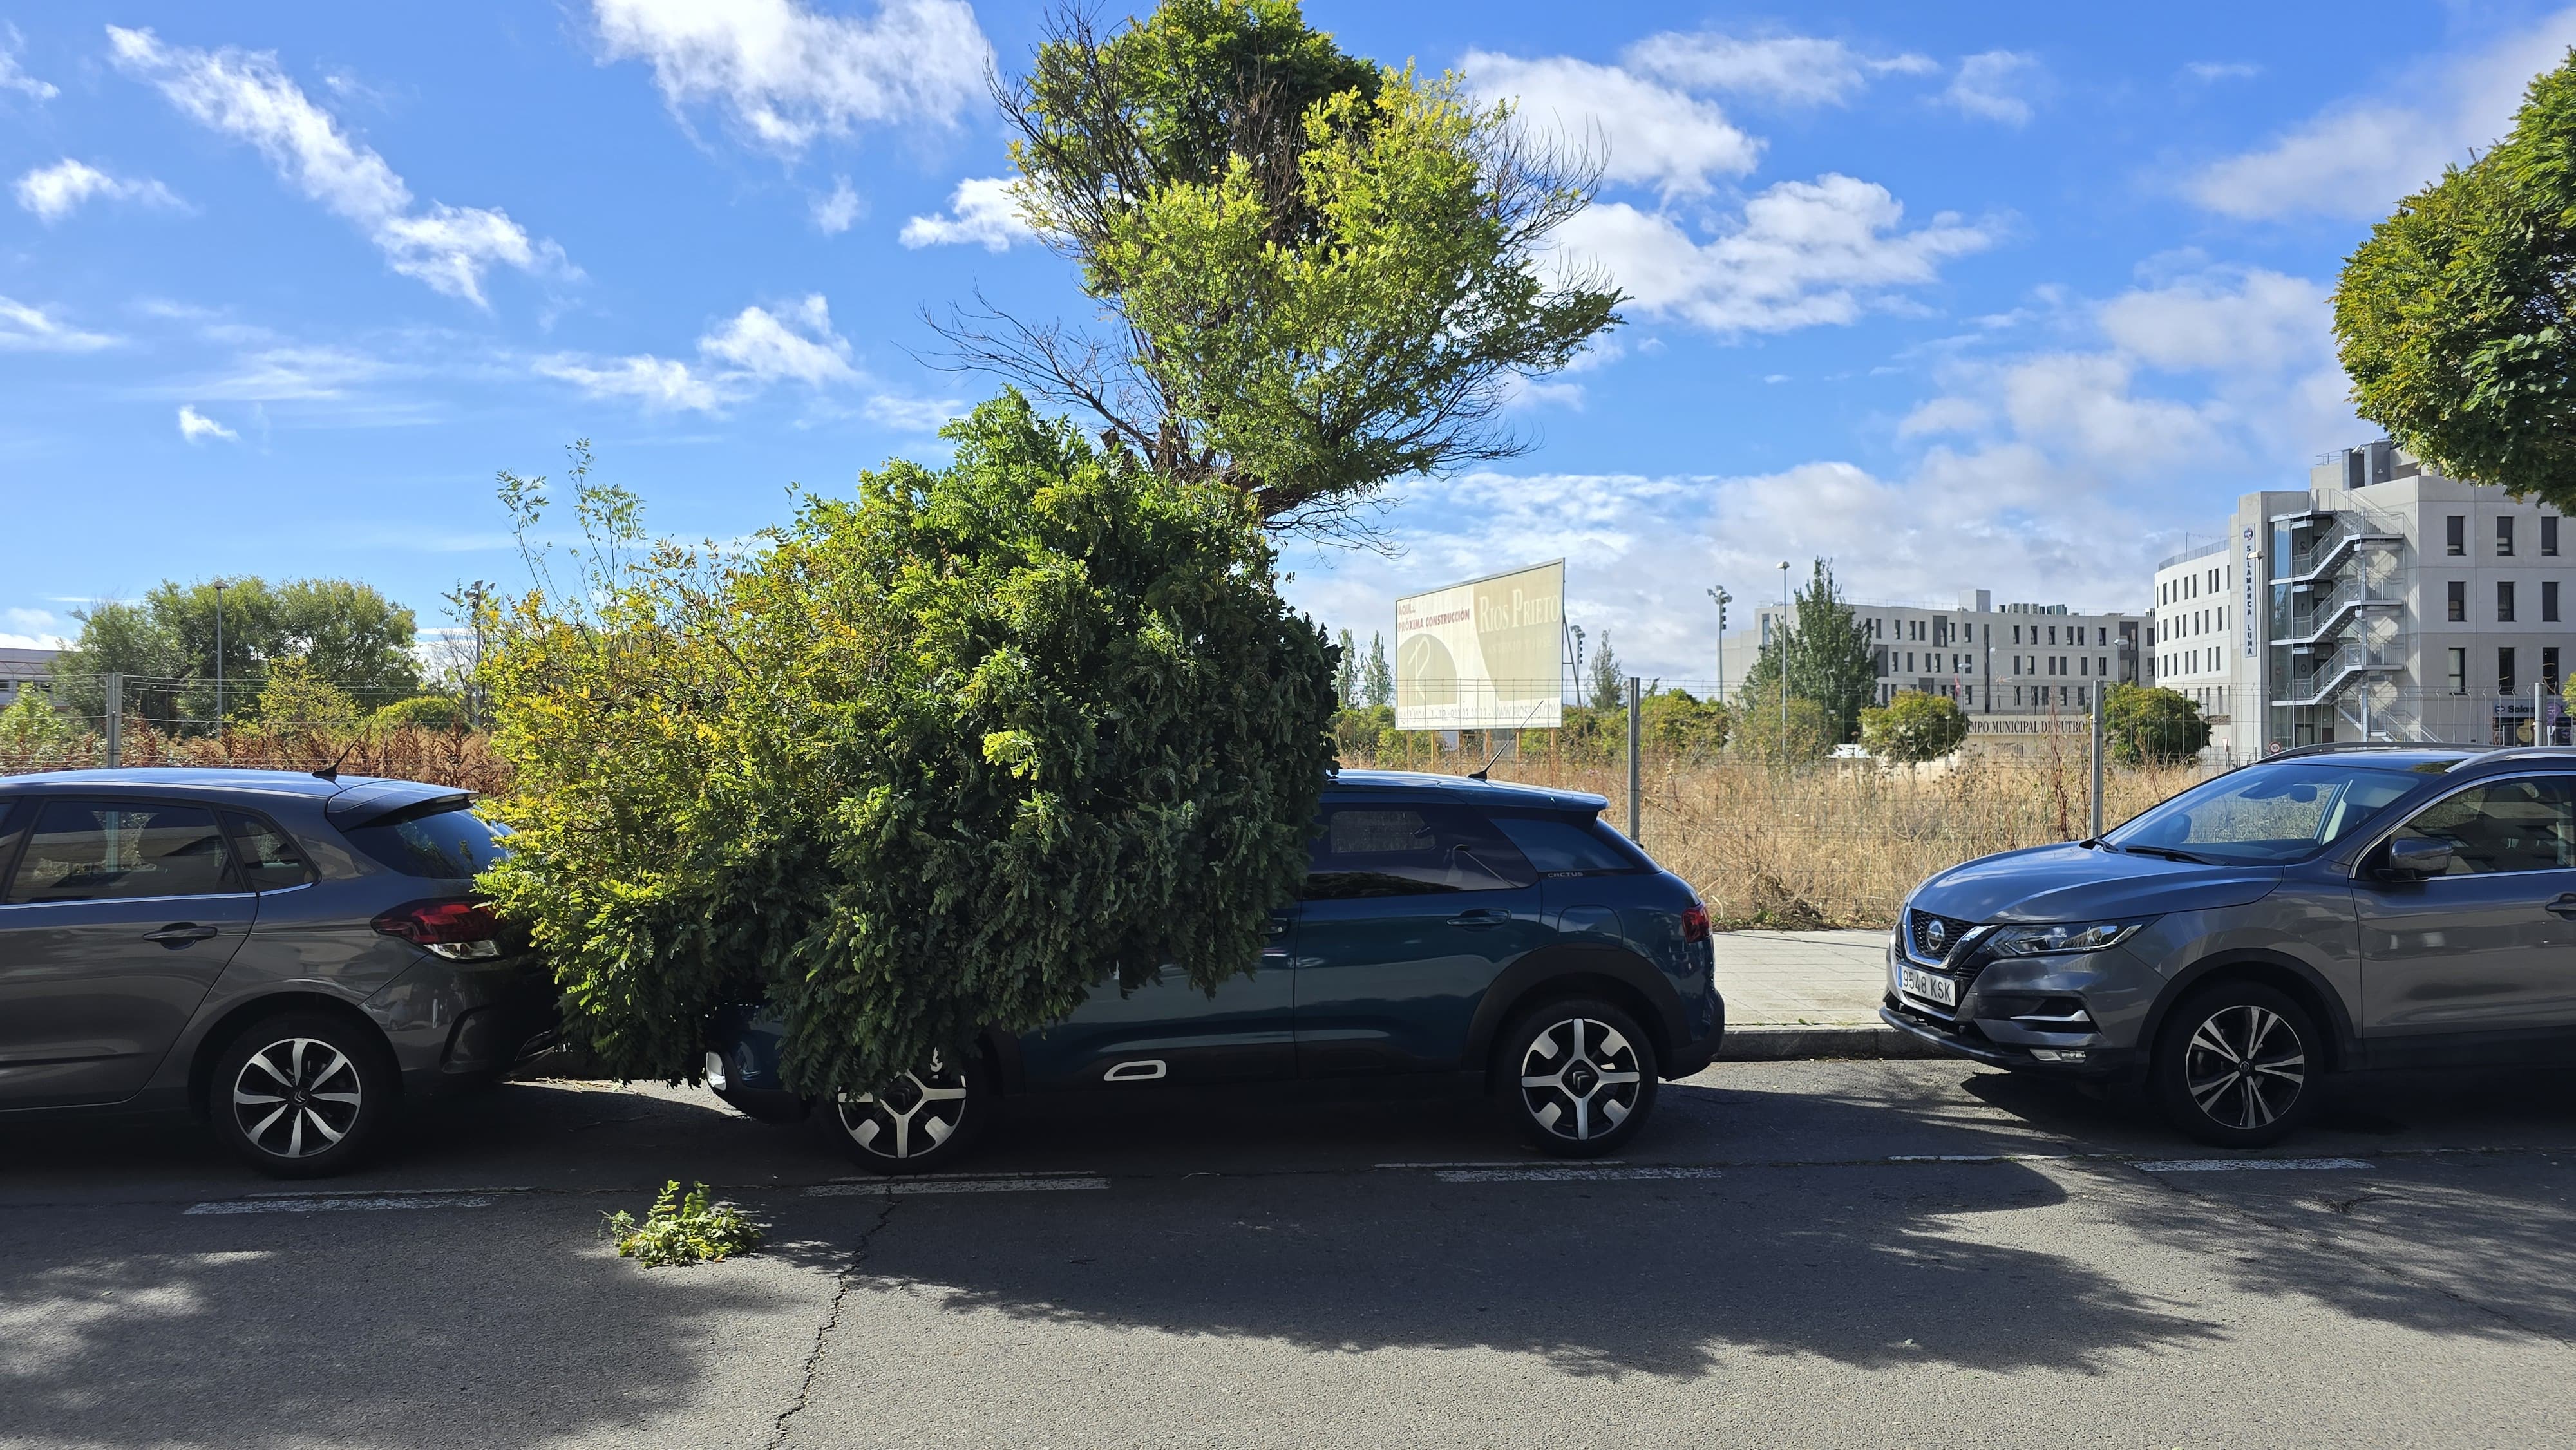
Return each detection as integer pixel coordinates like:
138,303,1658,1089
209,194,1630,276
1986,920,2148,957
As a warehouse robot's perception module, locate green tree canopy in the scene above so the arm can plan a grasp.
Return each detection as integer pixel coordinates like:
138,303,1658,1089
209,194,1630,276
1728,683,1836,765
2106,684,2211,766
2335,49,2576,504
1861,690,1969,764
1736,561,1876,742
1361,630,1392,706
949,0,1622,541
1586,629,1625,710
50,576,421,731
479,396,1339,1096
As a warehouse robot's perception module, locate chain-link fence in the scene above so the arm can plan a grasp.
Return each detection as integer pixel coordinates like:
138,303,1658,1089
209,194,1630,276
1,671,503,790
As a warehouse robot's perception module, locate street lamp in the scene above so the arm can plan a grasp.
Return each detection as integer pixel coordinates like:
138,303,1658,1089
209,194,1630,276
1705,584,1730,702
213,578,226,731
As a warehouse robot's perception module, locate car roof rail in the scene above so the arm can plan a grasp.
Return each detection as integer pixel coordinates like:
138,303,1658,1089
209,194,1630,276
2467,744,2576,767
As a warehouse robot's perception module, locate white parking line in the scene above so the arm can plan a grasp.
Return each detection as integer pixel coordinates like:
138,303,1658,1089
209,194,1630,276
1374,1160,1622,1171
1432,1165,1724,1183
806,1174,1110,1196
2128,1157,2375,1174
185,1190,509,1215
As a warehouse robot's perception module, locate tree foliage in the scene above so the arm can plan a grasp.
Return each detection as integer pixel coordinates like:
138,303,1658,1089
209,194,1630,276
50,576,421,729
1736,561,1876,742
1728,683,1836,765
1861,690,1969,764
948,0,1622,542
2335,49,2576,505
2105,684,2210,766
1359,629,1392,706
479,397,1339,1096
1586,629,1625,710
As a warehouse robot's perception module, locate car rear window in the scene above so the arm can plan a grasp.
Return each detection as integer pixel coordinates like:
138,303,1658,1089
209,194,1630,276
1303,804,1537,898
1490,814,1645,874
343,805,507,880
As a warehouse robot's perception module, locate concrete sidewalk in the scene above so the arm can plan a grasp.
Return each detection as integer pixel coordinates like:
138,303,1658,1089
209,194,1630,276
1712,927,1940,1060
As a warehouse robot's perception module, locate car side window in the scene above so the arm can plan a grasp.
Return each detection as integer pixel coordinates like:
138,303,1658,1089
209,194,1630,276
223,811,315,891
2391,777,2576,875
3,801,243,903
1303,805,1536,899
1490,814,1643,875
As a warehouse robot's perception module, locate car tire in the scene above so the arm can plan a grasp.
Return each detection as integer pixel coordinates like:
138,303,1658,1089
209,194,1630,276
823,1050,988,1174
1495,997,1660,1156
2152,981,2321,1148
209,1012,397,1179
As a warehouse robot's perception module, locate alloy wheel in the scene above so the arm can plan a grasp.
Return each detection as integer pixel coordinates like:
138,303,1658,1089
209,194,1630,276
231,1037,365,1160
1517,1017,1644,1142
836,1055,972,1162
2181,1004,2307,1131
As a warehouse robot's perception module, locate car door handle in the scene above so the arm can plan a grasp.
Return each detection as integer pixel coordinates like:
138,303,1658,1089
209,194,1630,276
142,924,220,945
2548,894,2576,919
1446,909,1509,928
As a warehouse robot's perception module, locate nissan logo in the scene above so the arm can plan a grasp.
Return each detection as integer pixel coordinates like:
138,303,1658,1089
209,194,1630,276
1923,919,1949,953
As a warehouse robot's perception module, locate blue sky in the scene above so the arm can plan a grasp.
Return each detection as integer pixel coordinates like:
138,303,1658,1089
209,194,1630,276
4,1,2572,682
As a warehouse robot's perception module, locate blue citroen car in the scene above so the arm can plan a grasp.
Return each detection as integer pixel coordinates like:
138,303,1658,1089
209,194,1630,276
705,771,1722,1170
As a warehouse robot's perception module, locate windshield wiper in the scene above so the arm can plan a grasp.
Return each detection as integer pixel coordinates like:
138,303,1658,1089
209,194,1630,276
2120,844,2213,865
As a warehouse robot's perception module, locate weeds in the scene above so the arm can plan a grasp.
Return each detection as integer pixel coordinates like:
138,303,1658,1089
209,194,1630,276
604,1180,765,1267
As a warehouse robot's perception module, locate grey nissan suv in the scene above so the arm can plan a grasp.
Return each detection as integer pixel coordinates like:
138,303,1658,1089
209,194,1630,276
0,769,556,1176
1883,744,2576,1145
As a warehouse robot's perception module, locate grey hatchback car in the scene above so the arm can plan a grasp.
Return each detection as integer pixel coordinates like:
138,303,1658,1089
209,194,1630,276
1884,744,2576,1145
0,769,554,1176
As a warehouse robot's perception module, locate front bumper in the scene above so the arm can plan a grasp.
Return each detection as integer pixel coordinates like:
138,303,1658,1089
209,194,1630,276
1885,926,2156,1082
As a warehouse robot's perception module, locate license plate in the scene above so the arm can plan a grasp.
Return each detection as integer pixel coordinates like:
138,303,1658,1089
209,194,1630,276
1900,966,1958,1008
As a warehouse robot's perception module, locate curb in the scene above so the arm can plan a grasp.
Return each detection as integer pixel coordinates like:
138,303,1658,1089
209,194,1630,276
1717,1024,1947,1060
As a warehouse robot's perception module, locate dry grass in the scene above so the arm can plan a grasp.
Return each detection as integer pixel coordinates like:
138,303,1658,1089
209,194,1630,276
1370,747,2209,931
0,724,509,793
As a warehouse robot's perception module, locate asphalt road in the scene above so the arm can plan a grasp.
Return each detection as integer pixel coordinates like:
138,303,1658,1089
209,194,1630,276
5,1060,2575,1449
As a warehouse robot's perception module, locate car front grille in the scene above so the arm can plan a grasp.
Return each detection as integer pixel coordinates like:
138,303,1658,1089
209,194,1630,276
1906,909,1979,967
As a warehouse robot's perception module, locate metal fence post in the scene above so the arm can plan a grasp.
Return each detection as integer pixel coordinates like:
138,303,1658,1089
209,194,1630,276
1626,675,1642,842
103,672,122,769
2088,684,2105,838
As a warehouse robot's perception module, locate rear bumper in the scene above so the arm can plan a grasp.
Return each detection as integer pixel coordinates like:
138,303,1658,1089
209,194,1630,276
1665,993,1726,1078
371,954,560,1095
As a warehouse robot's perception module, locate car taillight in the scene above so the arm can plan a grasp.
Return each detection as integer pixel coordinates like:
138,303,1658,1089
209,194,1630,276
373,899,504,961
1682,902,1710,943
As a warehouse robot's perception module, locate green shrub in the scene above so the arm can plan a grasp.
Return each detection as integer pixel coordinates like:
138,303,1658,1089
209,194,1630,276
605,1181,764,1267
480,395,1339,1097
368,695,464,732
1861,691,1969,764
2106,684,2210,766
1730,686,1836,764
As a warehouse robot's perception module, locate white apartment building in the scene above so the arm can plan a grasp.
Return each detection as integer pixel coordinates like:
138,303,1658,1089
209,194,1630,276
2153,440,2576,760
1719,590,2141,717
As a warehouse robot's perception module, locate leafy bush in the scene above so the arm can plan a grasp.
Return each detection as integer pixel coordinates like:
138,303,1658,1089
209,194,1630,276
1861,691,1969,764
1729,685,1836,764
1642,688,1730,760
249,655,362,734
368,695,464,732
2106,684,2210,766
605,1181,763,1267
481,396,1339,1097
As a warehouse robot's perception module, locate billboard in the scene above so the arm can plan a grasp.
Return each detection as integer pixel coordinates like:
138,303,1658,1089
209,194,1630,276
1394,560,1566,730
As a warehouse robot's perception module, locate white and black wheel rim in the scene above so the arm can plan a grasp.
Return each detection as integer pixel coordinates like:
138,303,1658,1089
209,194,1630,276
2182,1004,2307,1131
1517,1017,1644,1142
231,1037,365,1160
836,1055,971,1162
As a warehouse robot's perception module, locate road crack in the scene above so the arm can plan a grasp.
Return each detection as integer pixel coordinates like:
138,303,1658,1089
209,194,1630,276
769,1196,898,1450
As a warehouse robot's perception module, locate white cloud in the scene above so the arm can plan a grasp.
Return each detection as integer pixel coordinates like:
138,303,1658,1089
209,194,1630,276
193,345,384,400
899,176,1033,251
1,30,55,100
812,175,862,233
1896,395,1989,438
2191,9,2576,220
1944,50,2040,125
2184,61,2260,83
1557,174,1993,334
1464,50,1759,200
15,158,185,223
107,26,566,306
1,608,70,649
0,296,117,352
540,294,862,411
176,404,238,442
589,0,989,153
1624,32,1935,108
2096,268,2329,375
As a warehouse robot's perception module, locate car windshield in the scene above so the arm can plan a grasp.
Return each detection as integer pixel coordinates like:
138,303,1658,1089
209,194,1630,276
2104,760,2428,864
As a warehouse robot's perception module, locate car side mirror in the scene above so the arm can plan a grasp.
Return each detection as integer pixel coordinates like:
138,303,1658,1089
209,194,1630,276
2385,836,2454,878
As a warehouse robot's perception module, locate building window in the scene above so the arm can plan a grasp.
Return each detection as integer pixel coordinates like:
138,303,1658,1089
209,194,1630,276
2549,647,2563,690
2448,647,2467,694
2449,581,2467,622
2499,581,2517,623
2549,581,2562,623
2448,514,2467,555
2099,656,2110,677
2501,646,2518,695
2499,516,2517,556
2547,515,2561,556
